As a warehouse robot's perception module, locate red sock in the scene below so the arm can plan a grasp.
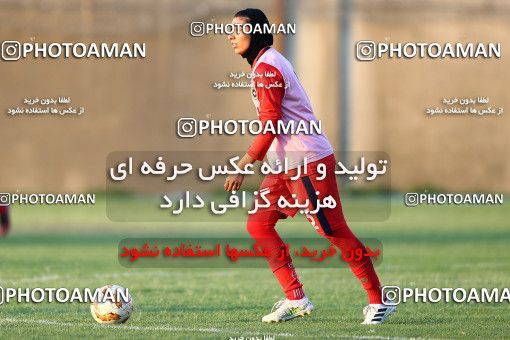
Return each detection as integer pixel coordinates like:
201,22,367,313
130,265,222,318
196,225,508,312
273,262,305,300
326,230,382,304
247,210,305,300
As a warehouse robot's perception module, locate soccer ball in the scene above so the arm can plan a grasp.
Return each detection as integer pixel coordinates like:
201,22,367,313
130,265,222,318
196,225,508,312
90,284,133,324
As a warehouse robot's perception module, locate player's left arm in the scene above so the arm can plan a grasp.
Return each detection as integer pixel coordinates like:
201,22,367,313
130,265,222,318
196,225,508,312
224,62,285,192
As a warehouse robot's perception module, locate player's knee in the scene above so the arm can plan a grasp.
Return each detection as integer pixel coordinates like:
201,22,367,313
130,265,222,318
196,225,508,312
246,220,258,238
246,218,267,237
246,218,275,239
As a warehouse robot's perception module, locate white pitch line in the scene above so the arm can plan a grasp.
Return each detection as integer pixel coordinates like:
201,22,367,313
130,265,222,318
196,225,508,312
0,318,294,337
0,317,421,339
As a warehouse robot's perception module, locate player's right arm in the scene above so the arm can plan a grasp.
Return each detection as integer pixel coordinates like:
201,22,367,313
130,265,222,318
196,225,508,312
246,62,285,161
225,62,285,192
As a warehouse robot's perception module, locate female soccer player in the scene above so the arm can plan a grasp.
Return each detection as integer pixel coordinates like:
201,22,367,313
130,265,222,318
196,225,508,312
224,8,395,324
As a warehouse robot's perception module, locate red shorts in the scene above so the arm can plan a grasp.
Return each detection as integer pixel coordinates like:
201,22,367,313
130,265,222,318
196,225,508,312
251,153,348,236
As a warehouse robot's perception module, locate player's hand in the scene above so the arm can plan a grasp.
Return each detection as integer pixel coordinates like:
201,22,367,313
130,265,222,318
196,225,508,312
224,174,245,192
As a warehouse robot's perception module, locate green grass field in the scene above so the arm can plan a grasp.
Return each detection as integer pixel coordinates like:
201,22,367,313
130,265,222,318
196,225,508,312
1,196,509,339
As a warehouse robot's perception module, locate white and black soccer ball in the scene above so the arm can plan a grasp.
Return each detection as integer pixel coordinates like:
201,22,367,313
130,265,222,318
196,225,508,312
90,284,133,324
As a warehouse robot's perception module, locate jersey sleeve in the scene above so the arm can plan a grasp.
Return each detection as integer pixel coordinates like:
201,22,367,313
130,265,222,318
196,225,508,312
247,62,286,161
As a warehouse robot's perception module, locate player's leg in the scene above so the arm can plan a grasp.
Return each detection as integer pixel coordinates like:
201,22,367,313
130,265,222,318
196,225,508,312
247,209,303,298
286,154,395,324
0,205,10,236
247,209,314,322
246,176,313,322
